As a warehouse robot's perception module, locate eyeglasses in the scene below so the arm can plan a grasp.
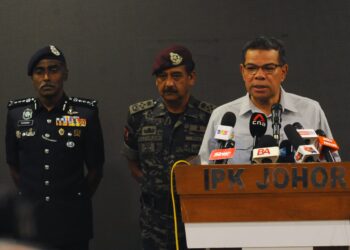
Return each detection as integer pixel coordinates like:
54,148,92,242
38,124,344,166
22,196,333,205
243,63,282,75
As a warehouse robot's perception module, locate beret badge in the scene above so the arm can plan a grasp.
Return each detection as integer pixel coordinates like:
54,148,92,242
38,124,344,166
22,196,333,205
50,45,61,56
169,52,183,65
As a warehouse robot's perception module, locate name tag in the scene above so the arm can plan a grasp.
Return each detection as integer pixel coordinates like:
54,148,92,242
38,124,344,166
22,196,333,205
17,120,34,126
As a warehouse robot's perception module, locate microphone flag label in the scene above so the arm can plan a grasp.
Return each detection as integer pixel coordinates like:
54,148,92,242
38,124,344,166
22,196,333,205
214,125,234,141
209,148,236,161
317,136,339,151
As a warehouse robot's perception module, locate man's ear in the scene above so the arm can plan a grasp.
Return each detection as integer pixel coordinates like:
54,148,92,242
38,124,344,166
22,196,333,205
188,71,196,86
63,68,69,81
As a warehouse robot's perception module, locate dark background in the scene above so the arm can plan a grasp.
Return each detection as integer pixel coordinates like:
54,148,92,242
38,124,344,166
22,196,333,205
0,0,349,249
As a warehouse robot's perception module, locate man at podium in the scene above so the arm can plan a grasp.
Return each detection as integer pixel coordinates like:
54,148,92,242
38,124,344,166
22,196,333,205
199,36,340,165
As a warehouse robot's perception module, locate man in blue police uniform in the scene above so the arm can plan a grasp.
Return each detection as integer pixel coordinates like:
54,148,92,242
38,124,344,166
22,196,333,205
5,45,105,250
122,45,215,250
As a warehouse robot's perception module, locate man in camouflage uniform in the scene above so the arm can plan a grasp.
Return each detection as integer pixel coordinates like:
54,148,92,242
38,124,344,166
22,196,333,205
5,45,104,250
122,45,215,250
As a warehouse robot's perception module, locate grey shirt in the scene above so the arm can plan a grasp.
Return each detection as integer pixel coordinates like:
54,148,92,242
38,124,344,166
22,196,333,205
198,88,340,164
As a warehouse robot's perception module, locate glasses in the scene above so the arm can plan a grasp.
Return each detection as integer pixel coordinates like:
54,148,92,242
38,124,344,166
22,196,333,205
243,63,282,75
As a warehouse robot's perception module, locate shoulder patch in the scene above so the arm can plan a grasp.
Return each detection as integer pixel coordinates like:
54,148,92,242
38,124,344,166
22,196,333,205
129,99,156,115
68,97,97,108
7,97,36,110
198,101,216,114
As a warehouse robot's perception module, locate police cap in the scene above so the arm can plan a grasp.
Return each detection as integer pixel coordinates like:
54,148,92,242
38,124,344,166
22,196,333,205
27,45,66,76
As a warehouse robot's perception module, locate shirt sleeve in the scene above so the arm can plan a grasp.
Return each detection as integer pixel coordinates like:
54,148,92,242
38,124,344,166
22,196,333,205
84,107,105,171
121,110,139,161
5,111,19,167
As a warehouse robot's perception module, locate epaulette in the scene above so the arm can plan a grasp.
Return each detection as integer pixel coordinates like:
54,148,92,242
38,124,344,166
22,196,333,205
68,97,97,108
198,101,216,114
129,99,156,115
7,97,36,110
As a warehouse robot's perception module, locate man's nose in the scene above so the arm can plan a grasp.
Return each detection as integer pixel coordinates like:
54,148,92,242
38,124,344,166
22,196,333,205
254,67,266,79
43,72,50,81
165,76,175,87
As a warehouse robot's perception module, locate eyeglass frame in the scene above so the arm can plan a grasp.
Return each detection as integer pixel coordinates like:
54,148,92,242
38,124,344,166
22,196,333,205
242,63,284,75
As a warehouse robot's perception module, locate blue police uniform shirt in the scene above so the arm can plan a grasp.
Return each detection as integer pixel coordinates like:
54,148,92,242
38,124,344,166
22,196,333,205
5,95,104,243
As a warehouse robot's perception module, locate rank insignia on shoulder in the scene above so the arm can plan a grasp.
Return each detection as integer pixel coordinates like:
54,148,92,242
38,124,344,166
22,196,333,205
56,116,87,127
129,99,155,115
8,98,36,109
68,97,97,108
198,101,216,114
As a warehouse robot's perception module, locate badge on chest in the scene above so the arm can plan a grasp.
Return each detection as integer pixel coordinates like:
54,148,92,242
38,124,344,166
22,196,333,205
56,116,87,127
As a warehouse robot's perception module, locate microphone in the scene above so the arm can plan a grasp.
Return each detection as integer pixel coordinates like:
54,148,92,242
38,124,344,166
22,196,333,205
284,124,319,163
249,112,268,149
210,112,236,164
252,135,280,163
271,103,282,144
278,140,294,163
315,129,339,162
292,122,318,145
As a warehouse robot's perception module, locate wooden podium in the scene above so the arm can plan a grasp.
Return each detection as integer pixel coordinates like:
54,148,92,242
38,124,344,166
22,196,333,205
174,162,350,249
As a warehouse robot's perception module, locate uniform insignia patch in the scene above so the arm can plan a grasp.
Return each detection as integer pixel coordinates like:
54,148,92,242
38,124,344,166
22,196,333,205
141,126,157,135
58,128,65,136
22,108,33,120
56,116,87,127
67,106,79,115
169,52,183,65
198,101,216,114
66,141,75,148
17,120,34,127
129,100,155,115
73,129,81,137
22,128,35,137
69,97,97,107
41,134,57,142
16,131,21,139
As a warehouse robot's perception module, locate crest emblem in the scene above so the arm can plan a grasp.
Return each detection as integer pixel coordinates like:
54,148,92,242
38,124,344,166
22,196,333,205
22,108,33,120
67,106,79,115
16,131,21,139
66,141,75,148
169,52,183,65
58,128,65,136
50,45,61,56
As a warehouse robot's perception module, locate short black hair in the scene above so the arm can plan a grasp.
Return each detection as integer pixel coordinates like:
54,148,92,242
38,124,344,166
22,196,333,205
241,36,286,65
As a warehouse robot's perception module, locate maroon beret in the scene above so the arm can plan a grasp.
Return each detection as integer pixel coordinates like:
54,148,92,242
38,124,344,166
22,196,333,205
152,45,195,75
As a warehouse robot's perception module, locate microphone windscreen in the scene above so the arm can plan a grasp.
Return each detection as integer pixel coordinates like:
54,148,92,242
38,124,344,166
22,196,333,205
284,124,305,148
221,112,236,127
293,122,304,129
256,135,278,148
315,129,327,137
249,112,268,137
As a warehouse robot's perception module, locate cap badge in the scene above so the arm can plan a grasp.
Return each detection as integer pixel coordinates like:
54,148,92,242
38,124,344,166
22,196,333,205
50,45,61,56
22,108,33,120
169,52,183,65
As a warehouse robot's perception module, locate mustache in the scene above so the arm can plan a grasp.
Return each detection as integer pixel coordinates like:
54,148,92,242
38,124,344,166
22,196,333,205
39,82,55,88
163,87,178,93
